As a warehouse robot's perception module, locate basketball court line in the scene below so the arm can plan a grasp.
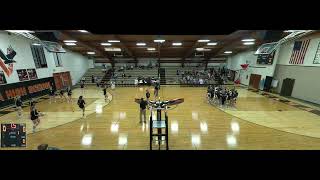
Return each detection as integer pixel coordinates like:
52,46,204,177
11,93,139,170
209,88,320,139
0,89,113,135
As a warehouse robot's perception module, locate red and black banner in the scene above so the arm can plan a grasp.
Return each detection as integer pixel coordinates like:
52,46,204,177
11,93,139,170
0,77,55,109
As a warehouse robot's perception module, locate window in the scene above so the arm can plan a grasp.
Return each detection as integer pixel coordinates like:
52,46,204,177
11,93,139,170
30,44,48,68
53,53,63,67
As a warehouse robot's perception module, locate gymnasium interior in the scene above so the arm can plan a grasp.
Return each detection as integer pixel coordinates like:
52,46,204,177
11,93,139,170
0,30,320,150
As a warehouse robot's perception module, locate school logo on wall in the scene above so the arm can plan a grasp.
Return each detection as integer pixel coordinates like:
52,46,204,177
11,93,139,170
0,45,17,77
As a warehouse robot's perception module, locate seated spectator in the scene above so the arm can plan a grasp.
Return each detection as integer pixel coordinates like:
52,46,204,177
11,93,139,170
199,78,204,85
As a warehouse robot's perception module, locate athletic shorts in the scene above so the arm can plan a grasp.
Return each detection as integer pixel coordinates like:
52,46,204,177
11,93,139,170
31,116,38,121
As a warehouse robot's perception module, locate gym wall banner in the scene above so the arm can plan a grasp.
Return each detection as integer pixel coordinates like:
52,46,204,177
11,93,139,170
27,69,38,80
0,71,7,85
0,77,55,109
17,69,29,81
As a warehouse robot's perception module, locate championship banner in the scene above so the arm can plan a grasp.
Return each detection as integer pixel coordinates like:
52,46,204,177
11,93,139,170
17,69,29,81
0,77,55,109
42,41,66,53
27,69,38,80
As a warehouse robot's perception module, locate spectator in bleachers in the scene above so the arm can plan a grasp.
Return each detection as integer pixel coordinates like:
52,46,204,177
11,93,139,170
199,78,204,85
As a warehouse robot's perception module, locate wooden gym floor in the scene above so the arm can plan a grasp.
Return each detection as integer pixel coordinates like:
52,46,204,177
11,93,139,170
1,85,320,150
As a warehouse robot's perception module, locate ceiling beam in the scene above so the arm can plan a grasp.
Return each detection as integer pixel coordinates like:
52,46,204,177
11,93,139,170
57,30,115,66
207,30,259,58
182,41,200,59
112,35,136,58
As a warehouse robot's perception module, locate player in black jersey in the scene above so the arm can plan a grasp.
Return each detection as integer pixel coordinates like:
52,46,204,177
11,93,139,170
15,96,23,118
103,86,108,102
77,96,86,117
146,89,150,102
67,87,73,103
154,82,159,98
30,105,40,132
80,81,85,95
49,87,56,104
29,98,36,110
59,89,67,102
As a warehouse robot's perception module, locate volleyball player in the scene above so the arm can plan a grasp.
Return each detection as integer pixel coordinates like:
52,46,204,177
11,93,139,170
77,96,86,117
67,87,73,103
136,98,148,124
80,81,85,95
103,86,108,102
146,89,150,102
49,87,56,104
15,96,23,118
154,83,159,98
30,105,40,133
233,90,238,104
29,98,36,111
59,89,66,102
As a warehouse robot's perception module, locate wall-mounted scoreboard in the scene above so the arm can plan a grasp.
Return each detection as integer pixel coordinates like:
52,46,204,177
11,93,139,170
1,124,26,147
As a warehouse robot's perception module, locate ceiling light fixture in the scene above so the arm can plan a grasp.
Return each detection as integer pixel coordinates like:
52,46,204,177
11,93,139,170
147,48,156,51
243,42,255,45
87,52,95,55
198,39,210,42
172,42,182,46
63,40,77,43
241,39,255,42
196,48,211,51
65,43,77,46
108,40,120,43
136,43,146,46
154,39,165,43
101,43,112,46
207,42,218,45
78,30,89,33
224,51,232,54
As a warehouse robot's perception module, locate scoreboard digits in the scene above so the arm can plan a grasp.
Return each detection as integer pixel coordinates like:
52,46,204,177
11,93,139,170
1,123,26,148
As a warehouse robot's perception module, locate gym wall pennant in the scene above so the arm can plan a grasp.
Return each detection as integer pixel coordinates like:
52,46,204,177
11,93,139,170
0,45,17,77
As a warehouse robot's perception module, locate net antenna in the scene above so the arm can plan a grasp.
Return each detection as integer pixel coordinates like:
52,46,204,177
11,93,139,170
5,30,66,53
254,30,314,55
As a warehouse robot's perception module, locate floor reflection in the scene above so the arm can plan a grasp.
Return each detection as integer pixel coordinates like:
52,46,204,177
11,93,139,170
171,120,179,134
200,121,208,133
226,134,237,148
231,120,240,135
191,134,201,147
81,133,93,146
192,111,199,121
111,122,119,133
118,134,128,148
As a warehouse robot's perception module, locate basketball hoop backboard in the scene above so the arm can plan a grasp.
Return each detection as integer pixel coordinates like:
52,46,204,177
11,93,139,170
254,42,278,55
255,30,314,56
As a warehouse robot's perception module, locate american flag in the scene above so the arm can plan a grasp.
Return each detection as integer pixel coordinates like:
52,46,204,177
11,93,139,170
289,39,310,64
